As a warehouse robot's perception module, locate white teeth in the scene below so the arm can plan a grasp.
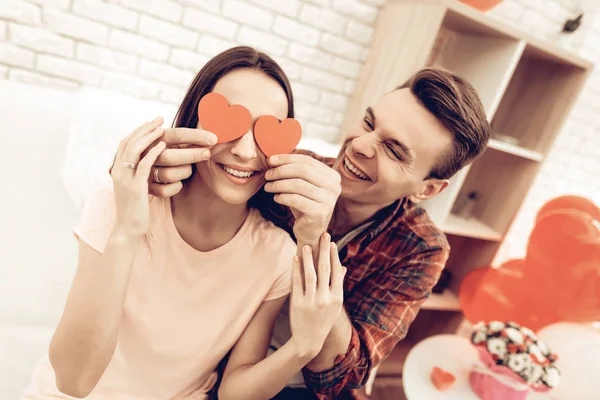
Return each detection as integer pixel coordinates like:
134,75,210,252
221,165,255,178
344,158,369,180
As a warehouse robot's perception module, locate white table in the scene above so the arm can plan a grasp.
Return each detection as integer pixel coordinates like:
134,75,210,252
402,334,551,400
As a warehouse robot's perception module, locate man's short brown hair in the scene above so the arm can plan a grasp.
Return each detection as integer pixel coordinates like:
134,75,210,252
398,68,491,180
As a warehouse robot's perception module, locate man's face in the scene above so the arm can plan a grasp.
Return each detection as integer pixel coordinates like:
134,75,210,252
332,88,453,206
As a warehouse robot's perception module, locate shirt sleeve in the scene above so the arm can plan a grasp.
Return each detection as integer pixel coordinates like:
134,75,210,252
263,235,296,301
302,241,449,395
72,185,117,254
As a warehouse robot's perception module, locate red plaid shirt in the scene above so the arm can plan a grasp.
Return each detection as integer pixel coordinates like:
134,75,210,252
261,151,450,398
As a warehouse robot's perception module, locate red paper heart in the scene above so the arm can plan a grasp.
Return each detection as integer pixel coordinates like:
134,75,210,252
431,366,456,391
254,115,302,157
197,92,252,143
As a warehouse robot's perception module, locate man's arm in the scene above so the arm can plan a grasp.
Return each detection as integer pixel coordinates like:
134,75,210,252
302,244,449,396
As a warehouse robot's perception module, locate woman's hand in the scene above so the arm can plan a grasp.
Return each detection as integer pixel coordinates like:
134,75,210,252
110,117,166,237
146,127,218,198
289,233,346,358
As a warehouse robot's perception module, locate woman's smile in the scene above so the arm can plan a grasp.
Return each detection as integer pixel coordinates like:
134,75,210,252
217,162,263,185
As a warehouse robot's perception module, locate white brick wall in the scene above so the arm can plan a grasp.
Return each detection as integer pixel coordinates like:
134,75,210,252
9,23,74,57
0,1,597,253
37,54,103,84
120,0,183,23
0,1,42,25
76,43,137,73
72,0,139,30
0,0,381,139
0,42,35,68
43,7,109,45
108,29,169,61
182,8,238,39
138,15,198,48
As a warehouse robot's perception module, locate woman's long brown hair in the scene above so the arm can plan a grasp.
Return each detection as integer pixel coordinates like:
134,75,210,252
173,46,295,222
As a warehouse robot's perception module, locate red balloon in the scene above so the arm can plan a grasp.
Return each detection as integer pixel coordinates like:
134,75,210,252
536,195,600,223
459,196,600,332
527,210,600,273
459,260,536,326
458,0,504,12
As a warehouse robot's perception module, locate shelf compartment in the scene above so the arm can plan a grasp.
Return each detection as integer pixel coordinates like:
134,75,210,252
420,165,471,226
426,24,524,118
441,214,503,242
491,44,588,155
450,149,540,237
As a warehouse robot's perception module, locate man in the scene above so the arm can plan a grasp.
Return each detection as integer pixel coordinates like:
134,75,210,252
148,68,490,398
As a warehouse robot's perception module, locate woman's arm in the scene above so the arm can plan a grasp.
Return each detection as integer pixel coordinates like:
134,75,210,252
49,118,167,398
217,295,309,400
218,234,345,400
49,234,140,398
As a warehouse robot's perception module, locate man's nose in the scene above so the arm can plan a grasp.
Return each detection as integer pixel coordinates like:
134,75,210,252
351,133,377,159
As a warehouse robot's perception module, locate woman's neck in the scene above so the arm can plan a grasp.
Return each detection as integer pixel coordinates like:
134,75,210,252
170,173,249,252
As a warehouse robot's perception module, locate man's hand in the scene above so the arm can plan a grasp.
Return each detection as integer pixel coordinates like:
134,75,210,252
264,154,341,247
146,126,217,198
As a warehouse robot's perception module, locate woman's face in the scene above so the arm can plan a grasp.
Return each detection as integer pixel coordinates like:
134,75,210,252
195,68,289,205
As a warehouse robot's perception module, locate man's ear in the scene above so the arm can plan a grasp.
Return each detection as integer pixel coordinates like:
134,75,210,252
409,179,449,203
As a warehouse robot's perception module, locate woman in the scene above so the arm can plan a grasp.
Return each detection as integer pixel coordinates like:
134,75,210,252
22,46,344,400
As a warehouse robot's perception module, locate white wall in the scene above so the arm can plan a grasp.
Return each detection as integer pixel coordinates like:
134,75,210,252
0,0,384,141
0,0,598,257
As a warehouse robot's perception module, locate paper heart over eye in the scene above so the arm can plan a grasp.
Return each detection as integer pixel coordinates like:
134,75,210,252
197,92,252,143
254,115,302,157
197,93,302,156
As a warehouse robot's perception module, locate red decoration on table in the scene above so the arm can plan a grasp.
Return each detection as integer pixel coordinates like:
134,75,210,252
431,366,456,391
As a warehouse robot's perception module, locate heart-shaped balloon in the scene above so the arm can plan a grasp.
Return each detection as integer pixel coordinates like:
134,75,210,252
254,115,302,157
197,92,252,144
459,197,600,332
536,195,600,223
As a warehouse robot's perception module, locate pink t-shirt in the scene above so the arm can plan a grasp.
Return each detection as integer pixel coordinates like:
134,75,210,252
22,186,296,400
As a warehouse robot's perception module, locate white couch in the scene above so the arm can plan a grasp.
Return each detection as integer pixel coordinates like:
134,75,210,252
0,79,341,399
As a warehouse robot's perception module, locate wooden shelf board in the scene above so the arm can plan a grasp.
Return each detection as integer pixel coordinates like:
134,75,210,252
422,290,461,312
441,214,503,242
488,138,544,161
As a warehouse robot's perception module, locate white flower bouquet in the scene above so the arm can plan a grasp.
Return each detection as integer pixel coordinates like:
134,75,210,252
469,321,559,400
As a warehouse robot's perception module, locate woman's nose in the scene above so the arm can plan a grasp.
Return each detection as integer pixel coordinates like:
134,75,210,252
231,131,258,160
